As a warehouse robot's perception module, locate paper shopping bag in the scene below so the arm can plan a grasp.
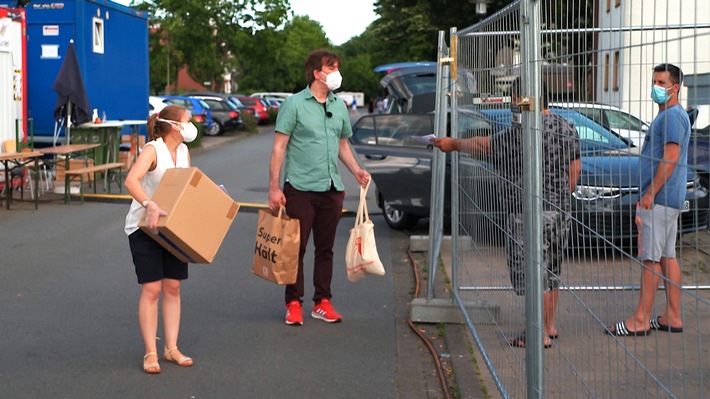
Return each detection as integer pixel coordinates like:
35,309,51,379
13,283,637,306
345,181,385,282
252,207,300,285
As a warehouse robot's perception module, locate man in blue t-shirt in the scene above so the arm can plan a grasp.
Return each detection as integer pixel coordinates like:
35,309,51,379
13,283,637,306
607,63,690,336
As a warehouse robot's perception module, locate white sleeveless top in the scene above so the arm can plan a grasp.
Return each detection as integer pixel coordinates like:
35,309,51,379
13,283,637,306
124,137,190,236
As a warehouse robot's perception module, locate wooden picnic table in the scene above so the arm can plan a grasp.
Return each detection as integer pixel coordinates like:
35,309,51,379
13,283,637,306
37,144,101,203
0,150,43,210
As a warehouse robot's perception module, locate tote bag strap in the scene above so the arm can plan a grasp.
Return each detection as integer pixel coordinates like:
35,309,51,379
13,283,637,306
355,179,371,227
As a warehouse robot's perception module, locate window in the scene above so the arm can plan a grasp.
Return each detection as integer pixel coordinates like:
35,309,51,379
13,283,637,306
92,17,104,54
613,51,620,91
604,53,610,92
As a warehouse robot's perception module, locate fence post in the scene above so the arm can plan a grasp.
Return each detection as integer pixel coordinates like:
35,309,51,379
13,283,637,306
520,0,545,396
426,30,450,301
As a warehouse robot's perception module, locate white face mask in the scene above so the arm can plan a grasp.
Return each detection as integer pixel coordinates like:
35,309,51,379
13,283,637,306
158,117,198,143
319,70,342,91
175,121,198,142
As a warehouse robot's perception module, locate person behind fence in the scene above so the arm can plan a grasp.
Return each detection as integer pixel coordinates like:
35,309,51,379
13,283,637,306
432,78,581,348
606,63,690,337
268,48,370,326
124,104,197,374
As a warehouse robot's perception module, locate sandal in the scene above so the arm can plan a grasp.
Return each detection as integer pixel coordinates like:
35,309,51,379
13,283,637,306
143,352,161,374
163,346,193,367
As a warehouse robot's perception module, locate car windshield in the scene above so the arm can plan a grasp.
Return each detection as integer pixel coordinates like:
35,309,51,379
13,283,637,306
551,109,630,153
228,97,245,108
352,114,434,148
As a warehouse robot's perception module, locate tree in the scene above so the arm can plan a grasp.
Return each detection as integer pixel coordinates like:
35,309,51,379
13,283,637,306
369,0,513,64
134,0,291,93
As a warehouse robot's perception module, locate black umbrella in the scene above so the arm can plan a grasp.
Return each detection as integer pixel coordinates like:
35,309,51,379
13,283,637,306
52,40,91,144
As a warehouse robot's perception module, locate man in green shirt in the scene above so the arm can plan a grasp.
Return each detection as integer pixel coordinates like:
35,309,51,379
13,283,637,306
269,48,370,326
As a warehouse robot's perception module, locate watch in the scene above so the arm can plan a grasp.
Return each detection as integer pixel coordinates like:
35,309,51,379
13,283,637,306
142,199,150,208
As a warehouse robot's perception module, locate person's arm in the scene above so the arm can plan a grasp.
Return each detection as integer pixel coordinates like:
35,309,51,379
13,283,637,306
569,158,581,192
639,142,680,209
123,145,166,229
338,138,370,187
268,132,290,211
431,136,492,155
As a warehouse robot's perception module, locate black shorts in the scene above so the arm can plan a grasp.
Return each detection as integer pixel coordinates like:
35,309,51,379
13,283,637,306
128,229,188,284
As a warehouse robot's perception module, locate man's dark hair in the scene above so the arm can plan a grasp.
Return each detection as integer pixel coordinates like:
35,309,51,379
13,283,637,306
304,48,341,85
510,77,549,109
654,63,684,84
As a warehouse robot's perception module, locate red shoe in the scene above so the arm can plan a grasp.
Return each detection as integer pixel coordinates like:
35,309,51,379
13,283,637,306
311,299,342,323
285,300,303,325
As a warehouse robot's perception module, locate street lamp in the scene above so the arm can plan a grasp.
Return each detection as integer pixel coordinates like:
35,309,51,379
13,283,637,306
471,0,491,15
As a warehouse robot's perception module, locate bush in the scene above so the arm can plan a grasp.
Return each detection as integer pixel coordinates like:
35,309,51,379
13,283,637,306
241,113,258,133
268,108,278,124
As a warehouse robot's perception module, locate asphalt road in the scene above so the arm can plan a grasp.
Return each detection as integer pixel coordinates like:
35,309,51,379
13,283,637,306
0,128,483,398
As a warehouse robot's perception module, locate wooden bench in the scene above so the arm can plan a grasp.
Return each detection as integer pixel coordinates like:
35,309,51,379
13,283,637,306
64,162,124,204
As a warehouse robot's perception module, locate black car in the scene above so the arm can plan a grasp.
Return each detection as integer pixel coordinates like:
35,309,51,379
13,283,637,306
188,95,243,135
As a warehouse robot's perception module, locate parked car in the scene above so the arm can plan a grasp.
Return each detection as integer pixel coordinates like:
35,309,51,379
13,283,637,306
156,95,214,130
249,92,292,101
550,102,649,147
187,95,242,135
349,109,709,245
183,91,249,117
263,98,281,111
236,95,271,124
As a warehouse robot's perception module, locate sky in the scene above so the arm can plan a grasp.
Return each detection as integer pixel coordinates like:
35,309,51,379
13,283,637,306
112,0,378,46
288,0,377,45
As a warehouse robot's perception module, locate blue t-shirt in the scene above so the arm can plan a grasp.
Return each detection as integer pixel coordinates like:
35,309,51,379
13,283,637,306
638,104,690,209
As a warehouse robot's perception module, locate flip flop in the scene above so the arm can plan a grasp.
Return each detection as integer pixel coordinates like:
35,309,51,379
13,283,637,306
605,321,652,337
649,317,683,333
508,332,552,349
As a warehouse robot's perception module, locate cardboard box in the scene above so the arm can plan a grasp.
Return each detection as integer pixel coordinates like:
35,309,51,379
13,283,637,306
139,167,239,263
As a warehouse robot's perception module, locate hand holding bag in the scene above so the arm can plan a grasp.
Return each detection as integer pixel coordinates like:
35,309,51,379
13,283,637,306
252,206,300,285
346,180,385,282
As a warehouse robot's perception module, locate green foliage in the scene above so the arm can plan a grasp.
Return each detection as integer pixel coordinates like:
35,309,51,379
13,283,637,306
241,113,258,133
139,0,518,101
267,108,279,124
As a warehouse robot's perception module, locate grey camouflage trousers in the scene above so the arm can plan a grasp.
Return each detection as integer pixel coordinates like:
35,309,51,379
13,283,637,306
505,211,570,296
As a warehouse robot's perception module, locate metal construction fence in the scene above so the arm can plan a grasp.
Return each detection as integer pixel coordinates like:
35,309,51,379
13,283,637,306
430,0,710,397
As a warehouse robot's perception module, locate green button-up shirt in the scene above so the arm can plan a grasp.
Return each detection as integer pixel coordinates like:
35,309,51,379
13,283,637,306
274,86,353,192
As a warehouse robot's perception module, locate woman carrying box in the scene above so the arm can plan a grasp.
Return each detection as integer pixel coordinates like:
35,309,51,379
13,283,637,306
124,104,196,374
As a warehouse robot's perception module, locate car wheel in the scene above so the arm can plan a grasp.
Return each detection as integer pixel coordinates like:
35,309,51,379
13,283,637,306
382,199,419,230
204,121,223,136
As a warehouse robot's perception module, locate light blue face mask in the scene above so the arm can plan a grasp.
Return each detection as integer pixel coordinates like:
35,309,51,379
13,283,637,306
651,85,672,104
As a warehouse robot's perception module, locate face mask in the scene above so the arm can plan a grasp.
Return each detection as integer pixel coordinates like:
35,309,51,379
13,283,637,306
651,84,673,104
319,70,342,91
176,121,198,142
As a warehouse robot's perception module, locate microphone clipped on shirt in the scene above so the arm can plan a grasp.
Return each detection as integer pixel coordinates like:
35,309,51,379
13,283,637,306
323,102,333,118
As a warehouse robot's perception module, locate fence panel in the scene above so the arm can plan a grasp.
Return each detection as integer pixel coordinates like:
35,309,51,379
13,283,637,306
448,0,710,397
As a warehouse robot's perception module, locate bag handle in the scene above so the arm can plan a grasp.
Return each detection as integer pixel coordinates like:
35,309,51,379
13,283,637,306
355,179,371,227
277,205,285,219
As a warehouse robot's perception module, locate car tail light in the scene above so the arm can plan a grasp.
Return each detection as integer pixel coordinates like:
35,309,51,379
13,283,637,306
193,114,206,123
229,111,239,118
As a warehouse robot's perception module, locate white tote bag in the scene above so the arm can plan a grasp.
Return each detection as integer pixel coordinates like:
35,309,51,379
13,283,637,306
345,180,385,282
